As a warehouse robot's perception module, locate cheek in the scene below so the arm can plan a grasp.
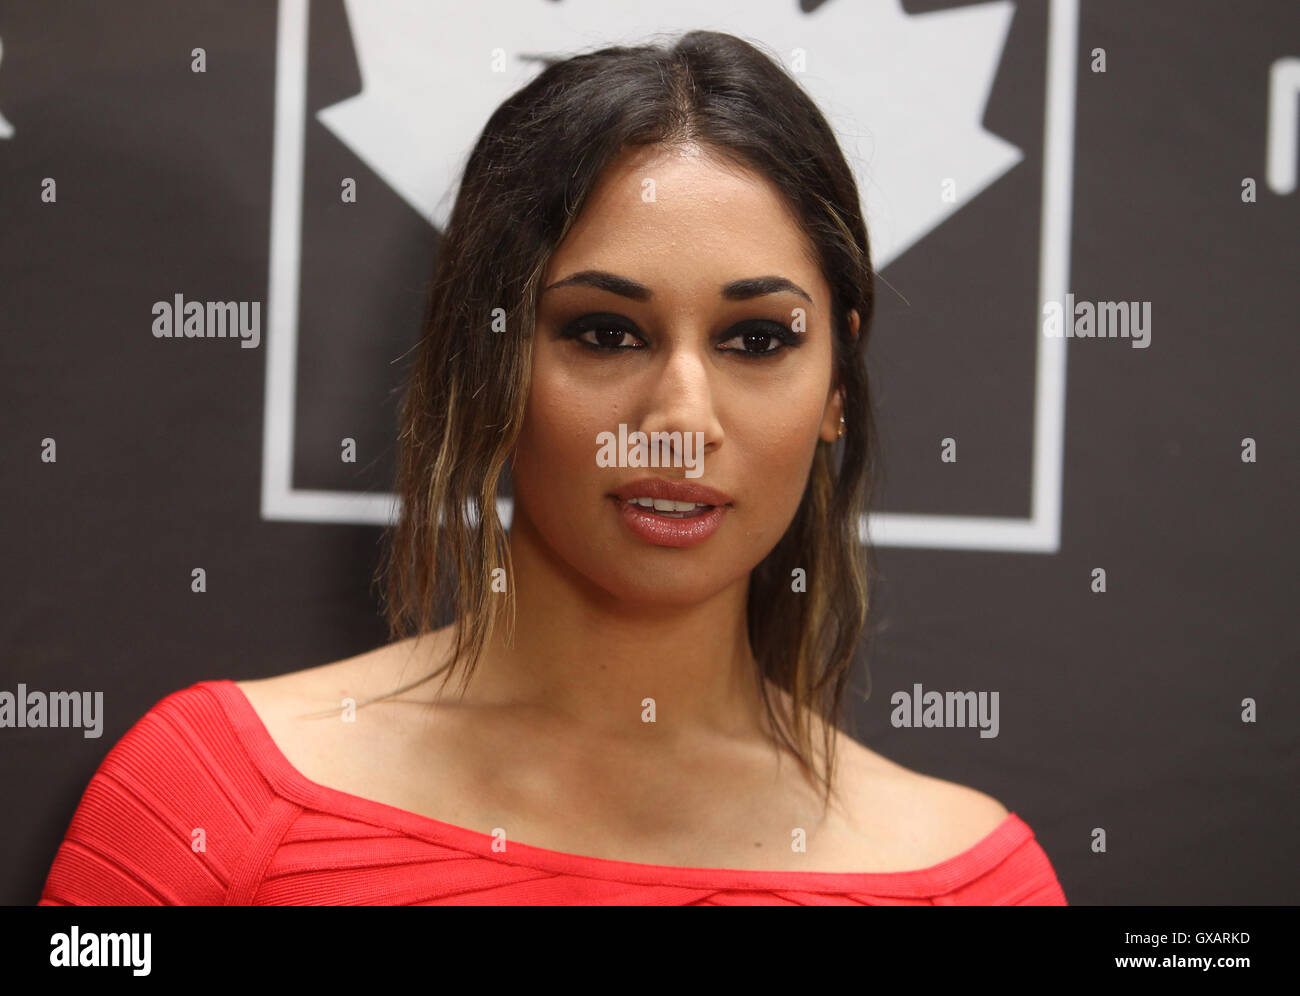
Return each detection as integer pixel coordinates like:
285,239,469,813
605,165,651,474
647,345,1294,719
512,362,605,507
731,357,829,464
734,398,825,517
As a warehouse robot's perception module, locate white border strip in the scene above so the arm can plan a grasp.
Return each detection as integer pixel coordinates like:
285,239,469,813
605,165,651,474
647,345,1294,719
261,0,308,523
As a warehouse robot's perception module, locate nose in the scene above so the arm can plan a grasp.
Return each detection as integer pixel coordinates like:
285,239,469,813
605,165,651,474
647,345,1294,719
637,341,725,466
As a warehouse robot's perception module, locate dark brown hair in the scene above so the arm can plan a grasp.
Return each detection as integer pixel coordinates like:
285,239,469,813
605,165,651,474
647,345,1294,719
376,29,879,803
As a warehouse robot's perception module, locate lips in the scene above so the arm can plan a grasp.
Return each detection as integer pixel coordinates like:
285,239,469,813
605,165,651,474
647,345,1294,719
608,477,733,548
609,478,734,506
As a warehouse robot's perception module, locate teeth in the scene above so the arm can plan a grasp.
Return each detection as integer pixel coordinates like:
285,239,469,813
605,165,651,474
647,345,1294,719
654,498,693,512
625,497,708,511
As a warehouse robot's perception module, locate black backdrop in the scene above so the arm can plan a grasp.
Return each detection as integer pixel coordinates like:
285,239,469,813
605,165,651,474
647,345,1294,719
2,0,1297,906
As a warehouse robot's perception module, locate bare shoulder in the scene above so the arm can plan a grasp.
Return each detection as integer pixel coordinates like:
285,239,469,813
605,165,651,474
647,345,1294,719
235,633,448,715
830,733,1011,866
231,632,454,786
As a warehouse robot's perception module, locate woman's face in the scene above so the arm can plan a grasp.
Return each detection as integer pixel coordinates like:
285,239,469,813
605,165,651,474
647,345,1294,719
511,143,855,608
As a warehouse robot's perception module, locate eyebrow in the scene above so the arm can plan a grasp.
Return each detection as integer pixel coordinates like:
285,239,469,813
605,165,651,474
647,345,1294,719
541,270,813,304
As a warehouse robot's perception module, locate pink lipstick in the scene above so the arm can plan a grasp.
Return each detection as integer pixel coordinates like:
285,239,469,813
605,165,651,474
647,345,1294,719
609,478,733,548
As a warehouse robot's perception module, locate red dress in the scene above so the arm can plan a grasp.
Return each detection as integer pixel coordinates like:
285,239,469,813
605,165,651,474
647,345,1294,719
38,680,1067,905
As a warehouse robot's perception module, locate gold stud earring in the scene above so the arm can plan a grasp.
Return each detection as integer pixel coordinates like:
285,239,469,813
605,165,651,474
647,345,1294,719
837,413,845,439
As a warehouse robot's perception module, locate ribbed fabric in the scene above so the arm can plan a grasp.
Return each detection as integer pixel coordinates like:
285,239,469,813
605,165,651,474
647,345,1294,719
38,680,1068,905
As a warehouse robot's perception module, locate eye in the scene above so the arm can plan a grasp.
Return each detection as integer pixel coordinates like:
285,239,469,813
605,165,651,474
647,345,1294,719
561,313,646,352
717,320,801,359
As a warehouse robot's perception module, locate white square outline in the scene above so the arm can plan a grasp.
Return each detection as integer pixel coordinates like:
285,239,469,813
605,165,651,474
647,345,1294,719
260,0,1076,554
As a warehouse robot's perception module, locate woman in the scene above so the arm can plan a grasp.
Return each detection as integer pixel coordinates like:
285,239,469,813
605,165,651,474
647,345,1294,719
39,30,1065,905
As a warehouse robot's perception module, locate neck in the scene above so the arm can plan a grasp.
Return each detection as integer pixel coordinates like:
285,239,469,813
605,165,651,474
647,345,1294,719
440,508,772,745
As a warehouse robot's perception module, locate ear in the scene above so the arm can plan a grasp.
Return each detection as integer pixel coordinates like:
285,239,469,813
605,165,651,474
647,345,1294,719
819,392,844,444
819,309,859,443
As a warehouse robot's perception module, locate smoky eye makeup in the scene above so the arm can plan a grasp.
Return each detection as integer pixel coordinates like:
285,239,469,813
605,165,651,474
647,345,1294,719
717,318,805,357
558,312,806,359
559,312,646,351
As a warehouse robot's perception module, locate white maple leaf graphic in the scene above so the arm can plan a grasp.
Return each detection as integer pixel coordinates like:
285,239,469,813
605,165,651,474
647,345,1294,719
317,0,1021,270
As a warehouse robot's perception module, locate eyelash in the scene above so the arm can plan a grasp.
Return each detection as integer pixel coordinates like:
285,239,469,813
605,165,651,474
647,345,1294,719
561,314,802,359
